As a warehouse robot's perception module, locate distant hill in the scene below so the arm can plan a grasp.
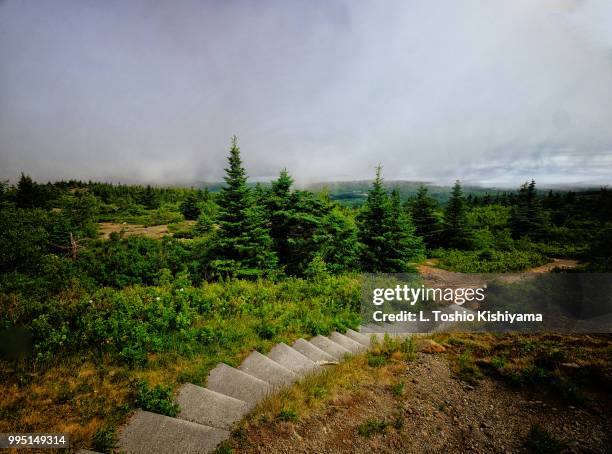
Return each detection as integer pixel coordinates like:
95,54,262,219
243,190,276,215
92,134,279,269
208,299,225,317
302,180,508,206
193,179,601,207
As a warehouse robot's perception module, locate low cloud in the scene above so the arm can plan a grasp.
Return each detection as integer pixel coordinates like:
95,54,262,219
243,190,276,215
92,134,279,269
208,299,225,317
1,0,611,186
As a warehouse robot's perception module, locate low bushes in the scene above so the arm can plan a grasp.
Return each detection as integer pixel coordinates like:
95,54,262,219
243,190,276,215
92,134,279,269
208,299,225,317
432,248,547,273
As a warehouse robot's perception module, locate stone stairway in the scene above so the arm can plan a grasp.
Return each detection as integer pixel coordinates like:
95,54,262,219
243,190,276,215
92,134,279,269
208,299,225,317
80,326,405,454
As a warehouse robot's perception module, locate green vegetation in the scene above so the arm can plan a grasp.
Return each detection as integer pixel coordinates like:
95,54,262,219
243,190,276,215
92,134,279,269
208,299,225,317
437,333,612,406
357,419,389,438
357,166,423,272
135,380,180,417
1,136,611,448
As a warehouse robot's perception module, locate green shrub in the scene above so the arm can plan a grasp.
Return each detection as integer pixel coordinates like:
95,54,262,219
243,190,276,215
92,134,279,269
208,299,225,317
278,408,299,422
135,380,180,417
357,419,388,438
91,424,117,453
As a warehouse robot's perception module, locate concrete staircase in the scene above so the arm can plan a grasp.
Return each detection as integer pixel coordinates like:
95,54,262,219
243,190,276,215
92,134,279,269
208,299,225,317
80,325,409,454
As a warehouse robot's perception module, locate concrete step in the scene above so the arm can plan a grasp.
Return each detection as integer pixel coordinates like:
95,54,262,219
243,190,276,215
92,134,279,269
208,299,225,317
360,323,387,333
238,350,298,388
309,335,351,360
291,338,337,363
267,342,320,376
345,328,373,347
176,383,249,430
206,363,272,408
118,410,228,454
330,331,367,353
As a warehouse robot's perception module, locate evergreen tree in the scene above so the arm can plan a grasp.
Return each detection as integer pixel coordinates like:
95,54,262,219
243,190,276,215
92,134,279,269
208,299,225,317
212,136,276,278
357,167,421,271
180,192,201,220
510,180,546,239
141,185,160,209
443,180,472,249
16,173,38,209
385,189,424,270
357,166,391,272
265,169,331,275
409,185,442,249
316,207,359,274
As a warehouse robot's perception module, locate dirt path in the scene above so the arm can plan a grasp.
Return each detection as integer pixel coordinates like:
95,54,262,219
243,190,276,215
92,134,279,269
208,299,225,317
232,354,610,453
98,222,170,239
416,258,579,290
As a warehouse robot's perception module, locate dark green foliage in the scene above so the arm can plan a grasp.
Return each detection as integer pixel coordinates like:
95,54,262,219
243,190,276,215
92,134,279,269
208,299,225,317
385,189,423,271
194,212,214,234
91,424,117,453
140,185,160,209
358,167,422,272
442,180,472,249
510,180,547,240
212,136,277,278
77,236,189,288
180,192,201,220
357,166,390,272
264,169,359,276
15,173,40,209
408,185,442,249
586,223,612,271
135,380,180,417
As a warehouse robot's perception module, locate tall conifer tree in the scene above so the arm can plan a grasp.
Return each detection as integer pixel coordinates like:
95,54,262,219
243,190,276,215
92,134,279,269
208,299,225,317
212,136,276,277
443,180,472,249
409,185,442,249
385,189,424,270
357,166,390,272
358,167,422,271
510,180,546,239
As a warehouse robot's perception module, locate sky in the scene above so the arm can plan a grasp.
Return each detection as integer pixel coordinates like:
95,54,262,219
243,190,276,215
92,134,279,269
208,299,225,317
1,0,612,187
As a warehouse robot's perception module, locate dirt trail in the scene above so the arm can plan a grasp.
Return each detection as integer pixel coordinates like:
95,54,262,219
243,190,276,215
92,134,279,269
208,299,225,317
416,258,579,289
98,222,170,239
233,354,610,453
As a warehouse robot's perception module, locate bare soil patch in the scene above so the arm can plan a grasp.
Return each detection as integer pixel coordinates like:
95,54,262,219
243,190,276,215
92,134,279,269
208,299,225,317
228,353,611,453
98,222,170,239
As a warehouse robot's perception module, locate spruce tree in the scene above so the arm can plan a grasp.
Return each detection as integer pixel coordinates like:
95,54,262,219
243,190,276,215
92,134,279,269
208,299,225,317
443,180,472,249
212,136,276,278
409,185,442,249
510,180,546,239
181,192,201,220
141,185,160,209
265,168,332,275
357,166,391,272
16,173,38,209
385,189,424,270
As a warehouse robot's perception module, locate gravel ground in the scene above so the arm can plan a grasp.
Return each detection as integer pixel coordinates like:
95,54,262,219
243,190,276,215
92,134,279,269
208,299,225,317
231,353,611,453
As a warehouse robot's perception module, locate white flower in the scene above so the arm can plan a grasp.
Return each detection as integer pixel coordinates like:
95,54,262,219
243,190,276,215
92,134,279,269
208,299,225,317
156,297,161,301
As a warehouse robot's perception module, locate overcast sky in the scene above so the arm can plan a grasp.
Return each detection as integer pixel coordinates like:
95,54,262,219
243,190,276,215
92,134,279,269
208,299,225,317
1,0,612,187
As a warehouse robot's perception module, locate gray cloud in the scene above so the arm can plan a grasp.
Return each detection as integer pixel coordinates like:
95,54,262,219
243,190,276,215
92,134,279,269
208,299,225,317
1,0,611,186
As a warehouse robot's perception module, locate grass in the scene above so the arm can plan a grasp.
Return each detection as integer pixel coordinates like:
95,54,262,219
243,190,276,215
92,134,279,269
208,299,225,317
357,419,389,438
277,408,299,422
391,381,405,397
222,336,415,450
433,333,612,405
0,275,363,451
